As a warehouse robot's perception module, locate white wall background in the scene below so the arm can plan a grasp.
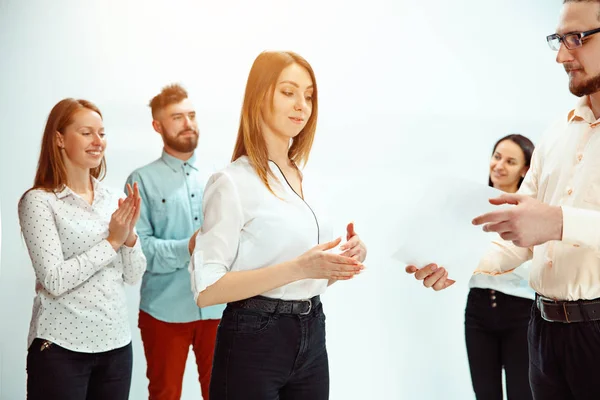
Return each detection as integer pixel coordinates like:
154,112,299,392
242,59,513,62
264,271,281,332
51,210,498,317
0,0,575,399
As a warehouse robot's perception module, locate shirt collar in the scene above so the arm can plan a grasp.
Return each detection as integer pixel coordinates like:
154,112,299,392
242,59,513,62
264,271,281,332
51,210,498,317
567,96,600,127
161,149,199,172
55,176,106,199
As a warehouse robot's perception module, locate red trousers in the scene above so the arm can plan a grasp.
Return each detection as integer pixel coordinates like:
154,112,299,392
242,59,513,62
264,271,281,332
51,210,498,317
138,310,220,400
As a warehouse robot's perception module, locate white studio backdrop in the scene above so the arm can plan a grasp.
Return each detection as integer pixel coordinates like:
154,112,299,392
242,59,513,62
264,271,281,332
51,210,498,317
0,0,574,398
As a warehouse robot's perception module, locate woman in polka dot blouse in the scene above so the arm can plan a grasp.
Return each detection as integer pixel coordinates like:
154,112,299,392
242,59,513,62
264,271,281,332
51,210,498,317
17,98,147,400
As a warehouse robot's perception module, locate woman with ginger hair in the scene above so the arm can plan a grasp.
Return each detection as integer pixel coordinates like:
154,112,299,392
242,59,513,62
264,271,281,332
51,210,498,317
189,51,367,399
19,98,146,400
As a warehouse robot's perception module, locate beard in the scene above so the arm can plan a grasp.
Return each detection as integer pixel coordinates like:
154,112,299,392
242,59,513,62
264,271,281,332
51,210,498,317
569,70,600,97
162,124,199,153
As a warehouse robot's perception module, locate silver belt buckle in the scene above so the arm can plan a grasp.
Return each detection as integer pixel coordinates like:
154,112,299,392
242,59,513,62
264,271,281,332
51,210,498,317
537,295,563,323
299,299,312,315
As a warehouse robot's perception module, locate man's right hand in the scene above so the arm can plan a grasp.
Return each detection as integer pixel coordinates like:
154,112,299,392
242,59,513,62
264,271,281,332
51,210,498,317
189,230,200,255
405,263,456,291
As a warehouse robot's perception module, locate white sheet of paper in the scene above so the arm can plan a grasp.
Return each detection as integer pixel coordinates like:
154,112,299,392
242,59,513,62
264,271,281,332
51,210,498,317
392,177,510,284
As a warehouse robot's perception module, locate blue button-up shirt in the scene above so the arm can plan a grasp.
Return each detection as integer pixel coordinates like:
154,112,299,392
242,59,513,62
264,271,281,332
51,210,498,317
126,150,225,322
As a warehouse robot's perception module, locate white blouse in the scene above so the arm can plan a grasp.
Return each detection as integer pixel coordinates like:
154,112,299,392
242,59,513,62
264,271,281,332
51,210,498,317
469,261,535,300
189,156,332,301
18,179,146,353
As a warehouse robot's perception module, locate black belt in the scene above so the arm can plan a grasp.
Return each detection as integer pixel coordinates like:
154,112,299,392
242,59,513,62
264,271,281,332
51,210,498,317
536,294,600,323
229,295,320,315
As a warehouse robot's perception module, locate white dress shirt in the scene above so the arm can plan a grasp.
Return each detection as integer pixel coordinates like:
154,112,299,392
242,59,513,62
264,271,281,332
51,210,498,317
190,156,332,301
18,178,146,353
476,97,600,301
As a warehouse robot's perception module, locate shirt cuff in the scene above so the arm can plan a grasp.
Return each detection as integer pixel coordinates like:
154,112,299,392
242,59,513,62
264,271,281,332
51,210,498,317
121,237,143,264
188,250,228,302
561,206,600,252
175,238,192,266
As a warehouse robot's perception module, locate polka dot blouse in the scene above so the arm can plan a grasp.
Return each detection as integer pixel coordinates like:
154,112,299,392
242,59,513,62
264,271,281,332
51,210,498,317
18,178,147,353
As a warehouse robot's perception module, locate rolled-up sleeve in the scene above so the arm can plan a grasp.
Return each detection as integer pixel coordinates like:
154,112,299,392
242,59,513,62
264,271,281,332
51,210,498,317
189,172,244,300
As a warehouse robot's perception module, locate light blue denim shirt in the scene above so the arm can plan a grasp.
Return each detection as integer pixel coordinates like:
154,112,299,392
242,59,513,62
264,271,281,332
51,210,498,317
125,150,225,322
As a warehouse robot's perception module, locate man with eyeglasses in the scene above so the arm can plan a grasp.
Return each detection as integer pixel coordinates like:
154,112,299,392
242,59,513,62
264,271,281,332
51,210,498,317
406,1,600,398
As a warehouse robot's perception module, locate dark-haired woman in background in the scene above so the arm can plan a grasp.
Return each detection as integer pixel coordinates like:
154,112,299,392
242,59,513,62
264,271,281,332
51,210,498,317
465,134,535,400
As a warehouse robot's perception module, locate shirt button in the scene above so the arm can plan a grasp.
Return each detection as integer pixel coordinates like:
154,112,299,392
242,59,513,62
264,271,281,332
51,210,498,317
195,217,198,221
184,162,187,166
191,194,195,198
577,154,583,162
567,188,573,195
491,303,497,308
186,173,190,176
574,244,580,248
490,295,496,300
490,289,496,294
547,260,553,267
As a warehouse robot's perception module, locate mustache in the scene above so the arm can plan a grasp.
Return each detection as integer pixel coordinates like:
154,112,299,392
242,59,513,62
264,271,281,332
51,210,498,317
178,128,198,136
564,63,582,72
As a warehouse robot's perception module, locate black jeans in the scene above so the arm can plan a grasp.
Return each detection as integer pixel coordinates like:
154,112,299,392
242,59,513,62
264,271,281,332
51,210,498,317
26,338,133,400
465,288,534,400
529,302,600,399
210,298,329,400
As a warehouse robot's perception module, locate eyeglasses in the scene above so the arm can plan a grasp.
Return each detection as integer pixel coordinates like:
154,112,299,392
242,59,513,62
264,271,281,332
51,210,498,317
546,27,600,50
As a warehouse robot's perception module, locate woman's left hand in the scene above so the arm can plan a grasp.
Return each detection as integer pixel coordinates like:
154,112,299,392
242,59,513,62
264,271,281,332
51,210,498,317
339,222,367,263
120,182,142,247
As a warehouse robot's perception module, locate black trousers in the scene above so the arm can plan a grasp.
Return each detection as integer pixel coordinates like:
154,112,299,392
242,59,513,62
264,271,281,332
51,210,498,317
529,302,600,399
465,288,534,400
26,338,132,400
210,298,329,400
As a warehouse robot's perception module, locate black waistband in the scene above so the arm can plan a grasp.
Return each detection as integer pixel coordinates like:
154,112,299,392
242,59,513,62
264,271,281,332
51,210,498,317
229,295,320,315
